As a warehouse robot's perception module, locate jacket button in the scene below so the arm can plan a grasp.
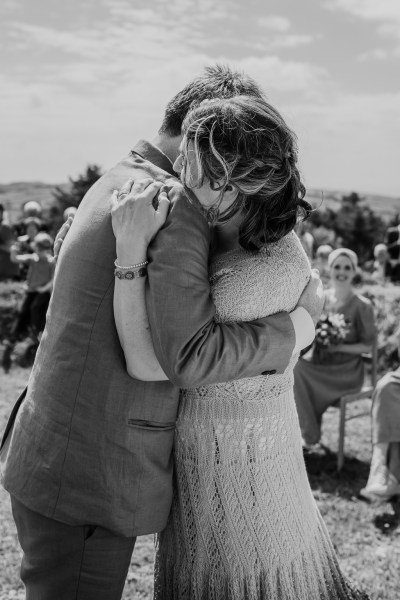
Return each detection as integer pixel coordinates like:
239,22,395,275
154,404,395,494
262,369,276,375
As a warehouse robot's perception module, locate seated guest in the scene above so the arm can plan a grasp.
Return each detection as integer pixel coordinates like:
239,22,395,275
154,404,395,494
371,243,392,285
16,217,43,253
2,232,55,372
294,248,376,449
360,333,400,502
15,217,43,278
12,201,43,238
0,203,19,280
384,223,400,283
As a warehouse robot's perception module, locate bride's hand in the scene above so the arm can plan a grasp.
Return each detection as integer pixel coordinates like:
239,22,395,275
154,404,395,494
111,178,170,261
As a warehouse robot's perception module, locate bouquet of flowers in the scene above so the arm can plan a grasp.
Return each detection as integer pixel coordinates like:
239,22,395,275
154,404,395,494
315,313,349,347
312,312,350,363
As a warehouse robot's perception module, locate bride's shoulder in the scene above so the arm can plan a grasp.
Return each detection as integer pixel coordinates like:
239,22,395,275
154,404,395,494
262,231,310,267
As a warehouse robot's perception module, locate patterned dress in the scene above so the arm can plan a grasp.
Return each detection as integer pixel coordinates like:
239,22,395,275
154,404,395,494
154,232,368,600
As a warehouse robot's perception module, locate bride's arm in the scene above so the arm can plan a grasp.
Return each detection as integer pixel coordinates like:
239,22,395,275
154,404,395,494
111,178,170,381
113,265,168,380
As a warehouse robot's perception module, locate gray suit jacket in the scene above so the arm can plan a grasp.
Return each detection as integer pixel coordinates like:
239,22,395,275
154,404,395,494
0,141,295,536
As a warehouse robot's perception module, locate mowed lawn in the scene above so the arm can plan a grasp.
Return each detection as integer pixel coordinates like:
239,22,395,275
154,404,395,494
1,366,399,600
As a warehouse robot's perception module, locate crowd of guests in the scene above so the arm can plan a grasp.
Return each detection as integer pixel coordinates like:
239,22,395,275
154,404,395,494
0,201,76,371
296,219,400,287
1,199,399,503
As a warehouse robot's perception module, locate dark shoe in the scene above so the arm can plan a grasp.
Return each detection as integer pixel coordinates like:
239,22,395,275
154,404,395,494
1,341,14,373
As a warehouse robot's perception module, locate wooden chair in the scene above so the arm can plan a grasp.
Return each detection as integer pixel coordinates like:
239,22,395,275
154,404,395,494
336,339,378,471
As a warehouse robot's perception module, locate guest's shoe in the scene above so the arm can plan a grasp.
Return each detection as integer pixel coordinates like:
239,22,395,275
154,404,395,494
360,471,400,503
1,340,14,373
302,441,325,456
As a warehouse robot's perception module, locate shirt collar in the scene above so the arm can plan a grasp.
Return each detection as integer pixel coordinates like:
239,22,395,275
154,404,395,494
131,140,176,177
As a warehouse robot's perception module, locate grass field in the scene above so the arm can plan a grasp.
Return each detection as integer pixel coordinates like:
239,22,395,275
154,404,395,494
1,366,399,599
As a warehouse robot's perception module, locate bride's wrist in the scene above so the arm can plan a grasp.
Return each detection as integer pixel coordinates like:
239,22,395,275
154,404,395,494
116,242,148,265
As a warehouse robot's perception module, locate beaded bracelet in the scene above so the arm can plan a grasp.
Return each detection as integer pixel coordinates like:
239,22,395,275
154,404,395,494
114,259,148,270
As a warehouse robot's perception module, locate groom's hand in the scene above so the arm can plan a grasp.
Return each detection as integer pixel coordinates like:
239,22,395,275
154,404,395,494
297,269,324,325
53,215,74,261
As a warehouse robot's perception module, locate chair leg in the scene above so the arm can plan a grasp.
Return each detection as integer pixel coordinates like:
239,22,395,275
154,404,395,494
338,399,346,471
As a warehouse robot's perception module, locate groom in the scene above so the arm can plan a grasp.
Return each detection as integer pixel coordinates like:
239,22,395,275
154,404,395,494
0,65,323,600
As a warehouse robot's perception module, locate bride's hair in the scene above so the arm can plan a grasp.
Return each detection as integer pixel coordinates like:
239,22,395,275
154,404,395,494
182,95,311,251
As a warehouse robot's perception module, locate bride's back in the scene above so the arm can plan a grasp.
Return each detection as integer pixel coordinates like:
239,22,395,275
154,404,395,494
210,231,311,323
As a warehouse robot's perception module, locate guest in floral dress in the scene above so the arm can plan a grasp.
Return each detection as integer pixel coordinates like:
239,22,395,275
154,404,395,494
294,248,376,448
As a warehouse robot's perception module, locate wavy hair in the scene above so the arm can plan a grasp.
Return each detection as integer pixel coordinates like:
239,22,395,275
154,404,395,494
181,96,311,251
159,64,265,137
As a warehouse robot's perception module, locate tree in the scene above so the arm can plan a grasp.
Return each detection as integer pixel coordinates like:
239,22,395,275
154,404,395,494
333,192,385,264
307,192,386,264
51,164,103,213
47,164,103,234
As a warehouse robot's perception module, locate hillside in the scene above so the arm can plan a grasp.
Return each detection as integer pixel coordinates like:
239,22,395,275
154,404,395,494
0,182,68,223
306,188,400,222
1,181,399,223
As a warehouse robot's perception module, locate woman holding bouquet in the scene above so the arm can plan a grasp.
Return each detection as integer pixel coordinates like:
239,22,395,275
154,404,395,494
294,248,376,449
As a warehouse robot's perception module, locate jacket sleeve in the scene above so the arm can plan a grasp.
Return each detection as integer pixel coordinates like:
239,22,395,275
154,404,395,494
146,189,295,388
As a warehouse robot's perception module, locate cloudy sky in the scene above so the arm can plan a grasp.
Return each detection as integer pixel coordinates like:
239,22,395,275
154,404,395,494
1,0,399,196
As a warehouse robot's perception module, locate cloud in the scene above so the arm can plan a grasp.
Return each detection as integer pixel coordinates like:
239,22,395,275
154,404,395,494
292,90,400,195
258,16,291,32
257,14,316,49
2,0,398,195
358,48,389,61
232,56,330,100
328,0,400,23
327,0,400,53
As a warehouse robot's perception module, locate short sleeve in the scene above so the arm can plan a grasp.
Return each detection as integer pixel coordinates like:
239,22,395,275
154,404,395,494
18,254,35,264
356,298,376,344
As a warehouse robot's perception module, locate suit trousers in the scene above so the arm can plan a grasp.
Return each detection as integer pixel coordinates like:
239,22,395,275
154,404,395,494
11,496,136,600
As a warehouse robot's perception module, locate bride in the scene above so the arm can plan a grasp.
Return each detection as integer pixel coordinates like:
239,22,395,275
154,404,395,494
111,96,369,599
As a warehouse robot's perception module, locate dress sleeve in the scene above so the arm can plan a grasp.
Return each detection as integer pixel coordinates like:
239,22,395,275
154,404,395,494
146,186,296,388
356,298,376,344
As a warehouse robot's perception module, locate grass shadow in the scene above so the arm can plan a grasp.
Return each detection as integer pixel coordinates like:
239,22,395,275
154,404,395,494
304,447,400,535
304,445,371,500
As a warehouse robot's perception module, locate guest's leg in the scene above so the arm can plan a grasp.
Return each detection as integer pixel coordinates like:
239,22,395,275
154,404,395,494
388,442,400,482
11,293,35,340
11,496,136,600
294,362,323,445
362,375,400,500
364,442,389,488
29,291,51,336
2,294,35,371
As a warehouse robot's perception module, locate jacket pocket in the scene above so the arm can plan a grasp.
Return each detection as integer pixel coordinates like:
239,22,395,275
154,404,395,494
127,418,176,431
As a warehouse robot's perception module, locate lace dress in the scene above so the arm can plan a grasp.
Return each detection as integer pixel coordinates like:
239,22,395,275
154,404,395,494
154,232,368,600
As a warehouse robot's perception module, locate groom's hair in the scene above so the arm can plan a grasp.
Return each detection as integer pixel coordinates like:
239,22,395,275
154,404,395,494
159,64,265,137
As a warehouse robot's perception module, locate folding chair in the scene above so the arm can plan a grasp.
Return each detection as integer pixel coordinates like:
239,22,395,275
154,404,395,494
336,339,378,471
